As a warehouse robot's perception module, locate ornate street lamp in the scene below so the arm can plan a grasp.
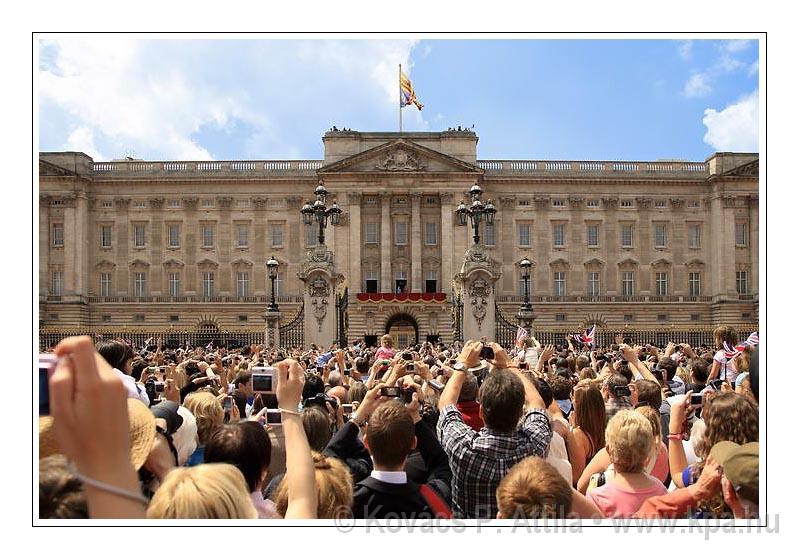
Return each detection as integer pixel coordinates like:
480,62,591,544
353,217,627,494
519,258,533,312
266,256,279,312
301,180,342,245
456,183,496,245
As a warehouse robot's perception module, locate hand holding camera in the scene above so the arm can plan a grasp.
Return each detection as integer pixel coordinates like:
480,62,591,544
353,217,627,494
275,359,304,412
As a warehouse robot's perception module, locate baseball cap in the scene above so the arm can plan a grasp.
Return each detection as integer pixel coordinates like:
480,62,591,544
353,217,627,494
710,441,759,504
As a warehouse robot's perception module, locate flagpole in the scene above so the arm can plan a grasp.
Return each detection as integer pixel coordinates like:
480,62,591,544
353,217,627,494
399,64,403,133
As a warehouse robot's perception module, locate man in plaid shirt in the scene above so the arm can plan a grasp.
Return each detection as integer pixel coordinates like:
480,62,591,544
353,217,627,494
437,341,552,518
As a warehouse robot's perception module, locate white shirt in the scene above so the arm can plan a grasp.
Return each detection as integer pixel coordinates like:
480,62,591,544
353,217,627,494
546,430,574,483
113,368,150,406
370,470,408,484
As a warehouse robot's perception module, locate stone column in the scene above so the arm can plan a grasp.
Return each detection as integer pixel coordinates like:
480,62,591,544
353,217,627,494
499,196,516,293
299,248,339,349
440,192,454,296
720,195,738,296
218,196,233,295
114,197,131,295
39,196,50,298
348,193,362,294
670,198,686,294
533,196,550,297
568,197,585,296
602,197,618,294
635,198,653,293
456,246,502,342
264,310,282,349
183,197,199,294
749,195,759,297
411,193,422,292
149,197,165,295
380,193,392,292
252,197,269,295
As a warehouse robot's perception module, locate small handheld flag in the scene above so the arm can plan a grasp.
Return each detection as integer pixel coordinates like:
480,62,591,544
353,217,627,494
570,325,596,348
515,326,529,348
723,341,746,360
745,331,759,347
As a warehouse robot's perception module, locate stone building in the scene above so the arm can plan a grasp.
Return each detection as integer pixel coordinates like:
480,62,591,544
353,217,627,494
38,129,758,347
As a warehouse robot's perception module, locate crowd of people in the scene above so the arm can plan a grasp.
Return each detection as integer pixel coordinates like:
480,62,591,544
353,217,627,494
38,325,760,521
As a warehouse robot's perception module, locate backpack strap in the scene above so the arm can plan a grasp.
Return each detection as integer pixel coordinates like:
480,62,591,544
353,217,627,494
419,484,452,519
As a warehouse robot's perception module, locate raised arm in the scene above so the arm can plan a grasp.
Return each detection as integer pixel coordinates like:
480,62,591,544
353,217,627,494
667,392,692,488
276,359,318,519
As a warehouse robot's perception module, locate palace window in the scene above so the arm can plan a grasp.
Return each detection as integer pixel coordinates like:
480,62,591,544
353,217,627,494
654,224,668,248
736,271,749,295
133,224,146,248
553,224,565,247
134,272,147,297
587,272,600,297
202,225,215,248
620,200,633,208
237,271,250,297
552,199,565,208
622,271,635,296
100,225,112,248
484,223,496,246
689,272,701,297
621,224,633,248
168,225,180,248
656,272,669,296
51,223,64,247
425,222,438,245
553,271,566,297
271,224,284,248
587,224,599,247
395,222,408,245
50,270,63,296
688,224,701,249
100,273,112,297
202,272,215,298
365,222,378,244
735,222,749,246
169,272,180,297
518,223,531,247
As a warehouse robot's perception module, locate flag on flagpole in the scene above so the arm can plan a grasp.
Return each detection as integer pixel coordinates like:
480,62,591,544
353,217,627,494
400,71,424,110
515,326,529,347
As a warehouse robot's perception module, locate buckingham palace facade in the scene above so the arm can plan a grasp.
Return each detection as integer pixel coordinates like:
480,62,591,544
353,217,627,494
38,129,759,348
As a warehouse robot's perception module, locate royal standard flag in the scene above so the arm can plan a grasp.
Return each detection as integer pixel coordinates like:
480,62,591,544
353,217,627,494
400,71,424,110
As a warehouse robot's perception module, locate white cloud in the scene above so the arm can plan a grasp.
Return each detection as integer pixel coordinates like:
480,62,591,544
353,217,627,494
748,60,759,77
702,90,759,152
715,53,744,73
683,73,712,98
38,38,420,160
66,125,106,161
721,39,752,53
678,40,692,60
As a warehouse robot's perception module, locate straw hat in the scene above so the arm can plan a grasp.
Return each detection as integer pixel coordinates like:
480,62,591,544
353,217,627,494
39,398,156,471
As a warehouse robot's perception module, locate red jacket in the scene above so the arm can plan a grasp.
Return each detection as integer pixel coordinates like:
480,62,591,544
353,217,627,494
456,400,484,432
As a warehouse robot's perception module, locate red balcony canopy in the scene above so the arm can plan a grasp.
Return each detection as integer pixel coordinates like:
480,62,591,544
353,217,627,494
356,292,447,303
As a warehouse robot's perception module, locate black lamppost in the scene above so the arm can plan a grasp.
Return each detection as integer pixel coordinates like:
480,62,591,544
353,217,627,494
455,183,496,245
300,180,342,245
266,256,279,312
519,258,532,312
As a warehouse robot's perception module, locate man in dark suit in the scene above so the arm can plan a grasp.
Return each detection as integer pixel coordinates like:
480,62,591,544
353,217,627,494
324,384,451,519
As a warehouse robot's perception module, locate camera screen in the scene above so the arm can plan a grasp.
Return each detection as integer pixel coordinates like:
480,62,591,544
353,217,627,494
155,382,165,393
266,410,282,425
380,387,403,398
402,352,413,360
405,363,415,371
39,354,57,417
252,373,273,392
613,386,632,398
479,346,495,360
690,394,704,406
223,397,232,411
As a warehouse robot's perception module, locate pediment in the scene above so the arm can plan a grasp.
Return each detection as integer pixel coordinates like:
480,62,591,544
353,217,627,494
651,258,672,268
197,258,219,268
95,259,116,269
129,259,150,268
583,257,605,267
684,258,705,268
163,258,185,268
549,258,570,268
617,257,639,267
724,159,759,177
231,258,254,268
39,159,77,177
318,139,483,175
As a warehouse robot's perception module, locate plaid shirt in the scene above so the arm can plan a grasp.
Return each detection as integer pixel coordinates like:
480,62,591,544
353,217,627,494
605,397,633,424
437,404,552,518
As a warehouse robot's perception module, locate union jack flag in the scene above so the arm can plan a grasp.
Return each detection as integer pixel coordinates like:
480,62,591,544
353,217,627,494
570,325,596,348
723,341,746,360
515,326,529,347
745,331,759,346
206,341,214,351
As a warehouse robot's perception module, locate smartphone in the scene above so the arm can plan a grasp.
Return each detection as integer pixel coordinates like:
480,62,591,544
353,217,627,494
266,409,282,425
251,367,276,393
479,345,495,361
613,385,632,398
154,381,165,393
428,379,445,391
518,361,529,370
223,395,233,412
344,368,352,376
401,351,413,361
405,363,416,372
690,394,703,406
380,386,404,398
39,354,58,416
709,379,724,391
341,403,354,417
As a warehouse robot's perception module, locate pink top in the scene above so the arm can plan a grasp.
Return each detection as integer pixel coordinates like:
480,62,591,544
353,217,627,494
651,443,669,483
251,491,280,519
375,347,396,361
588,474,667,518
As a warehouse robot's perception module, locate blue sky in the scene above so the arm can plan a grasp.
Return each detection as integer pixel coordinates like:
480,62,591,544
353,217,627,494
38,37,759,162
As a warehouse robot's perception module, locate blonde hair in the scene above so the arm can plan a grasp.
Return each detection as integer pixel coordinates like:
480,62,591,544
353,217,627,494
496,456,572,518
380,334,394,348
146,464,257,519
605,409,654,473
183,391,224,445
636,405,662,439
274,453,353,518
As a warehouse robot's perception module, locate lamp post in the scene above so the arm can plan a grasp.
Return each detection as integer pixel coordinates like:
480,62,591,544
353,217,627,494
519,258,532,312
266,256,279,312
300,180,342,245
455,183,496,245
